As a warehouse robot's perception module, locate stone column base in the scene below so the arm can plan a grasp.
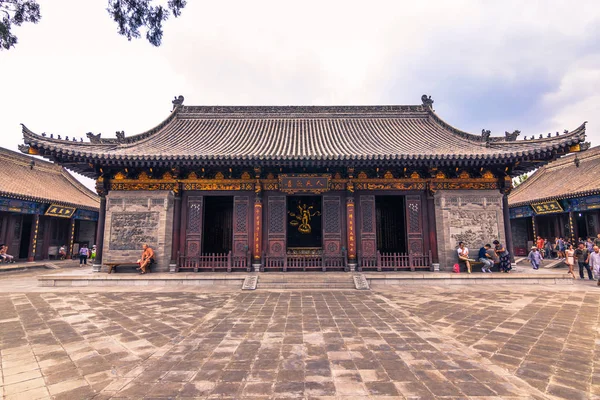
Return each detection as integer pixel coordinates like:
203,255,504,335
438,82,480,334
169,263,177,273
432,263,440,272
252,262,262,272
92,263,102,273
347,262,357,272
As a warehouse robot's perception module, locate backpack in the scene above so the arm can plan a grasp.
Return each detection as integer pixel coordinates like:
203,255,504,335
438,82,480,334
453,263,460,273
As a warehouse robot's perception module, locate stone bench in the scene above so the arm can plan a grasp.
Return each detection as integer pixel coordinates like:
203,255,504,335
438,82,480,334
104,262,153,274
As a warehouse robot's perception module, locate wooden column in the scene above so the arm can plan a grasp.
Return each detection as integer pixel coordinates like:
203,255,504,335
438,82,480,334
67,218,76,258
568,211,576,244
346,195,357,269
27,214,40,262
92,196,107,272
426,193,439,264
169,191,182,272
502,194,515,263
253,194,263,271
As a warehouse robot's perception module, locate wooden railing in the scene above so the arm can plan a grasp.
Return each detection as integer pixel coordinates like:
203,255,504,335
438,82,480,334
358,250,432,272
177,250,251,272
263,250,347,272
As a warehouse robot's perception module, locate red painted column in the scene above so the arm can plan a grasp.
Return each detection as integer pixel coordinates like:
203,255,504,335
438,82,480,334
253,195,263,271
27,214,40,262
346,196,357,269
170,191,182,272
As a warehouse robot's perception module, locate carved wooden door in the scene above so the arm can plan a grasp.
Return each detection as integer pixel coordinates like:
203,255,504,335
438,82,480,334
323,195,342,255
267,196,286,257
185,196,203,257
359,195,376,257
233,196,250,256
405,195,424,254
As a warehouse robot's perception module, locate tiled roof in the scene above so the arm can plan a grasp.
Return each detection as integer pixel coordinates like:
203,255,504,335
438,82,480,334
22,99,587,176
0,147,99,210
509,145,600,206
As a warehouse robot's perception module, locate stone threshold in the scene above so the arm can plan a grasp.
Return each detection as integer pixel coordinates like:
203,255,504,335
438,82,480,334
37,271,574,287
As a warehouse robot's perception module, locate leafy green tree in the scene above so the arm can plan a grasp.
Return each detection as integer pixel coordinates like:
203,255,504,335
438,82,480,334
0,1,40,50
1,0,187,50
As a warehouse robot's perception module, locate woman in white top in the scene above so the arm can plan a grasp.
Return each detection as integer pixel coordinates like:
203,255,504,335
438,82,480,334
457,241,471,274
565,244,576,279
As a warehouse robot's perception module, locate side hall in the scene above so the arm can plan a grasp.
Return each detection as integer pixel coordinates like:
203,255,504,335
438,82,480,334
0,148,99,262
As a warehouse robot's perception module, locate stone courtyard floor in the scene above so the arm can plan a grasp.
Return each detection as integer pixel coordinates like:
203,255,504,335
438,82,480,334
0,268,598,399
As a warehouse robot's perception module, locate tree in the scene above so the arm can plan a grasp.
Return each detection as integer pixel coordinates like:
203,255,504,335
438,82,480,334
0,0,187,51
0,1,40,50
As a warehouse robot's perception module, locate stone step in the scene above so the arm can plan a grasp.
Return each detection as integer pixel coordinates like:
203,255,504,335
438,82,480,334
257,282,356,289
257,275,356,289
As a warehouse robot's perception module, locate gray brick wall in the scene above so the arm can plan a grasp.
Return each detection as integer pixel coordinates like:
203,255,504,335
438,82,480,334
434,190,506,270
102,191,174,272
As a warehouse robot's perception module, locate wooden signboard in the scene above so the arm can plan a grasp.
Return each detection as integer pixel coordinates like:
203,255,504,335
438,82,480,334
532,201,563,215
45,205,76,218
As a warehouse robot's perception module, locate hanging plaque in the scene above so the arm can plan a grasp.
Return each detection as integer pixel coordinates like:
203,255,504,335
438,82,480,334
279,174,330,194
45,204,76,218
532,201,563,215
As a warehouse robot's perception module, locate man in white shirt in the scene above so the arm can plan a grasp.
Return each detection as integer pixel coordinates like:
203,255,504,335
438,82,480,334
587,246,600,285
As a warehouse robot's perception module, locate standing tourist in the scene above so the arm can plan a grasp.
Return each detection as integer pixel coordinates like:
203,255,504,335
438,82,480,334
493,240,511,273
478,244,493,273
556,237,565,259
457,241,471,274
594,234,600,248
78,244,89,266
527,246,542,270
544,239,554,260
565,244,576,279
574,242,593,280
586,238,595,253
536,236,545,252
137,243,154,275
588,246,600,285
90,245,97,261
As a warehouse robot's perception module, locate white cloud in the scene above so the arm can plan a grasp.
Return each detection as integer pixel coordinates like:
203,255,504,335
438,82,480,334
0,0,598,191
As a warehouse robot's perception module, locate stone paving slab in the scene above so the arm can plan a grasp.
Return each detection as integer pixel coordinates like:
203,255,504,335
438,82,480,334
0,268,599,399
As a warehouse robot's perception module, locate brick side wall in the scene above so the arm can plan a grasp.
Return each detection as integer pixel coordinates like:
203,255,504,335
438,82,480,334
102,191,174,272
434,190,506,270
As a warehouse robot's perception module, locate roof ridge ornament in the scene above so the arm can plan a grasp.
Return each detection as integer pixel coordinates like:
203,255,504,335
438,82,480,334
86,132,102,143
421,94,434,109
481,129,491,147
116,131,126,143
505,130,520,141
172,95,184,110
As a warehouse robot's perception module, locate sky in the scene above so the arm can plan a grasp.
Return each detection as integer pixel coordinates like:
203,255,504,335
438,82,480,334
1,0,599,190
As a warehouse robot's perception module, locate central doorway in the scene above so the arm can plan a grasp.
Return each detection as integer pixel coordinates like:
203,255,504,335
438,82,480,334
375,196,407,253
286,195,322,250
202,196,233,253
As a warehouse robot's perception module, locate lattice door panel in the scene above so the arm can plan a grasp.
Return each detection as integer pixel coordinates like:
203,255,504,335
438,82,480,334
185,196,203,256
267,196,286,256
323,195,342,255
359,195,377,257
233,196,250,256
405,194,424,254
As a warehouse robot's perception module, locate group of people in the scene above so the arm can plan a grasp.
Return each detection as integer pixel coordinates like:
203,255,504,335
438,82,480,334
528,236,600,284
58,244,96,265
457,240,512,273
0,244,15,263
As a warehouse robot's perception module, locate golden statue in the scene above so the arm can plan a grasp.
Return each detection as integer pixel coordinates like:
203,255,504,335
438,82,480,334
289,203,321,234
